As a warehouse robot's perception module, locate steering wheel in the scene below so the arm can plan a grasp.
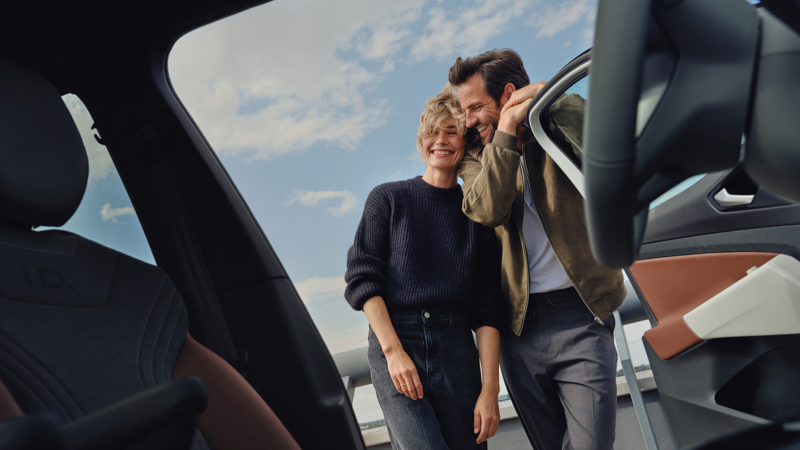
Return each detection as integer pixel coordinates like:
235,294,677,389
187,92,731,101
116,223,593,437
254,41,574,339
583,0,760,268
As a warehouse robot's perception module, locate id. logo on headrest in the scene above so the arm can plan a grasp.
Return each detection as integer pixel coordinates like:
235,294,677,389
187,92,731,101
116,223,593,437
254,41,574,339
19,263,75,291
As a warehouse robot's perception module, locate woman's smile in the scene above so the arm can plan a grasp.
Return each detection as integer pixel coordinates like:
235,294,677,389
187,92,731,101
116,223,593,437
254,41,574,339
421,119,465,178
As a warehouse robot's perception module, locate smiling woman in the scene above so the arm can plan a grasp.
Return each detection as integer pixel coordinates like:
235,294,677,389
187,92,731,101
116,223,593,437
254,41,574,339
343,86,506,448
416,84,476,186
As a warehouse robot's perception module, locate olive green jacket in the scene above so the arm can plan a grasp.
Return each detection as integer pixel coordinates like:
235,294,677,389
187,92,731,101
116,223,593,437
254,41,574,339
458,130,626,336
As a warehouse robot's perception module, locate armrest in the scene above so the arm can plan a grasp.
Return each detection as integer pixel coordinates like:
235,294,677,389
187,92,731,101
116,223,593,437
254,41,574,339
61,377,207,450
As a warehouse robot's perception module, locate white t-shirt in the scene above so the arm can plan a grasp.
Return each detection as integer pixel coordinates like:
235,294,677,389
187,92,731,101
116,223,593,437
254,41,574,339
520,156,573,293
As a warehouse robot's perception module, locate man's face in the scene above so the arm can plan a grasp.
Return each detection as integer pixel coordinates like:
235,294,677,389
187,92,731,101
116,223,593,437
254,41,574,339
458,73,502,145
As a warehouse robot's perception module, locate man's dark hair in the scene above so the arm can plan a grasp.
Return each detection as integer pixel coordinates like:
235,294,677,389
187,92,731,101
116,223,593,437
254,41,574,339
448,49,530,105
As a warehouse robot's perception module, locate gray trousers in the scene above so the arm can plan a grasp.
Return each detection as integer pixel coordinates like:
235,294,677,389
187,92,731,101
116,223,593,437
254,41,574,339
501,287,617,450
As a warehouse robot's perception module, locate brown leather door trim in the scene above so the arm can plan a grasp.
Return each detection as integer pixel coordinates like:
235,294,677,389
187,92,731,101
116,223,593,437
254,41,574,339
0,377,23,420
630,252,778,360
173,333,301,450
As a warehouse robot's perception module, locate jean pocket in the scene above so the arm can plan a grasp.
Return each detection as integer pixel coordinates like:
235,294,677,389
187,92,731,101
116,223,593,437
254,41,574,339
393,320,420,336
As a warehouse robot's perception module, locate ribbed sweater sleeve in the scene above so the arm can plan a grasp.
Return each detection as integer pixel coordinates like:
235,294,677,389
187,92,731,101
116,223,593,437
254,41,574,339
468,225,508,332
344,188,390,311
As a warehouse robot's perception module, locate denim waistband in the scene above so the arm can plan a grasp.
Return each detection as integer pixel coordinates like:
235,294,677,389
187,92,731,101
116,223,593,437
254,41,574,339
529,286,580,304
390,309,469,327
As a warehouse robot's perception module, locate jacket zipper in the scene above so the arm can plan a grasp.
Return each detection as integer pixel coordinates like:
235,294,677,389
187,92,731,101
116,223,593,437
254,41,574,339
520,146,604,326
518,156,532,334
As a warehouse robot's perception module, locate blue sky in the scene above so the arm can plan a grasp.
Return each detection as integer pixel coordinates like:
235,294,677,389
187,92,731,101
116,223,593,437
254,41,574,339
57,0,656,423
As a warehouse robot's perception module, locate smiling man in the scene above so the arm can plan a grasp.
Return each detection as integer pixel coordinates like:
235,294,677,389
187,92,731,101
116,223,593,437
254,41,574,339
449,49,627,450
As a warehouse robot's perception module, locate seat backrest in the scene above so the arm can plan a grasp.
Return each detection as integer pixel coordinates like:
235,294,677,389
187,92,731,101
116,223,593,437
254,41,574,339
0,56,299,450
0,227,189,424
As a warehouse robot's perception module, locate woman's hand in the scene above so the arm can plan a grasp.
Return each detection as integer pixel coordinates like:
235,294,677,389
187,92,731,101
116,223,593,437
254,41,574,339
473,388,500,444
474,326,501,444
362,297,424,400
385,347,424,400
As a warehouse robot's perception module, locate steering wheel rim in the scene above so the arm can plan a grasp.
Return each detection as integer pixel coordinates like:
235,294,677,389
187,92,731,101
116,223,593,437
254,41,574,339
583,0,652,269
583,0,760,269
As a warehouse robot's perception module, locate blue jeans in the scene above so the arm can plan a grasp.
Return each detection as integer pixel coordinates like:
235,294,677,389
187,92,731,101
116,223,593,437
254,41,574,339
368,310,487,450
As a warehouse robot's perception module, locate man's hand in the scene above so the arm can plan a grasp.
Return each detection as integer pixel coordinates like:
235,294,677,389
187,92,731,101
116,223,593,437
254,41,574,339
497,81,546,138
501,81,546,114
497,98,533,137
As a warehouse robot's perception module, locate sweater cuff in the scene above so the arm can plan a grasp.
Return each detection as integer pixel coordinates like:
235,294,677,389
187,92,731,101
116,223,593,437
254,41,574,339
491,131,519,153
347,286,384,312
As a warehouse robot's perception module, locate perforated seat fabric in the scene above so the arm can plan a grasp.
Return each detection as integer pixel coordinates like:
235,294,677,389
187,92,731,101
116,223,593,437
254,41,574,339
0,229,186,421
0,228,211,449
0,227,217,449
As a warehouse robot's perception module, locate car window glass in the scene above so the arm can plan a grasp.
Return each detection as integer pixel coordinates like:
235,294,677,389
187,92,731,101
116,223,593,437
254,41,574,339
45,95,155,265
541,75,588,170
649,174,706,209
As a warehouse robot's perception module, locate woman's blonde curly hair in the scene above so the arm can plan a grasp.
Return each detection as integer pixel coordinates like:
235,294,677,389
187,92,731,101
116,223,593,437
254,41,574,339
416,84,478,163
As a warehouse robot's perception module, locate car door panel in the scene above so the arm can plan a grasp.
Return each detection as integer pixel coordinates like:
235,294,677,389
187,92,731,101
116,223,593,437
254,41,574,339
636,226,800,448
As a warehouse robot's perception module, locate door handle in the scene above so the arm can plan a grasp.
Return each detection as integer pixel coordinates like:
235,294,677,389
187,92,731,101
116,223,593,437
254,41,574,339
714,188,755,207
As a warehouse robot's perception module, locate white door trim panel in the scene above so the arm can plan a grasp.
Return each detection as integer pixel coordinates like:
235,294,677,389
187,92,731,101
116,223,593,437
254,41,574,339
684,255,800,340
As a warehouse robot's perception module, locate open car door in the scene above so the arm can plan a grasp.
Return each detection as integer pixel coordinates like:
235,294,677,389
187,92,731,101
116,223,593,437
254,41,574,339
528,48,800,449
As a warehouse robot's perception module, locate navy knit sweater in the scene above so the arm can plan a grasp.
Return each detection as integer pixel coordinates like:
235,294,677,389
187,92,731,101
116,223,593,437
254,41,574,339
344,176,506,331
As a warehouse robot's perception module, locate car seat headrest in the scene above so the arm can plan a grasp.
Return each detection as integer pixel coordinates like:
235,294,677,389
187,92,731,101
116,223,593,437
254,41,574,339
0,57,88,228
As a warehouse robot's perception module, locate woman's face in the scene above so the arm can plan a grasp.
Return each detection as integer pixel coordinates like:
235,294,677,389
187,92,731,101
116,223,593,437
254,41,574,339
422,120,465,174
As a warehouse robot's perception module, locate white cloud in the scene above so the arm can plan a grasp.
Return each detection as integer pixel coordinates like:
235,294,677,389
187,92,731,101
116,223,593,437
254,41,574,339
410,0,532,62
168,0,425,160
62,95,114,182
581,26,595,47
99,203,136,223
354,6,424,63
387,168,404,181
288,189,358,217
528,0,596,39
167,0,599,161
294,275,370,354
405,151,422,162
294,276,347,303
585,5,598,24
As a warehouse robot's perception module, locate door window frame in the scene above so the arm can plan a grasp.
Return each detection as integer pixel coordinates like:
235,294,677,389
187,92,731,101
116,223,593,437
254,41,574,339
528,60,590,197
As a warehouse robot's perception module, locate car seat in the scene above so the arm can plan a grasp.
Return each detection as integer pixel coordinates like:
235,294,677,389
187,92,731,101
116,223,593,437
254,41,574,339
0,55,300,450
